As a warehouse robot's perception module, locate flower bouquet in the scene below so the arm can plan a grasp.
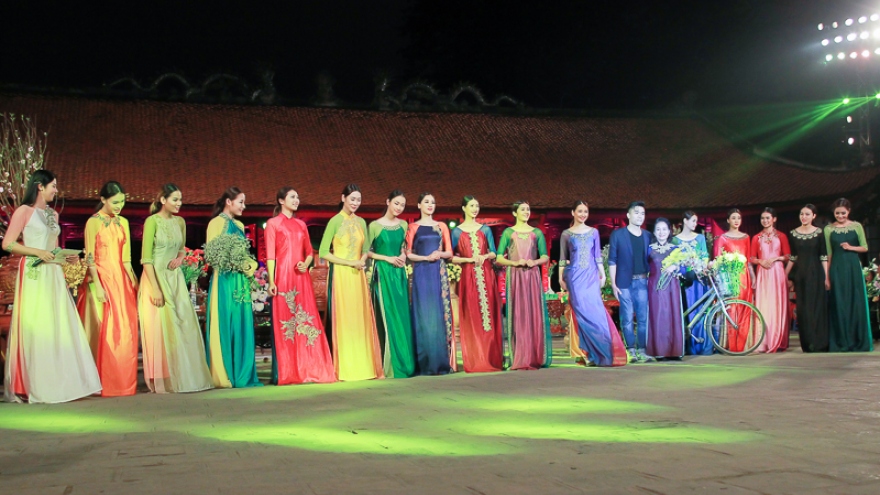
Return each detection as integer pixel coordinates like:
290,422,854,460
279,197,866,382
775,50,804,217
864,259,879,302
711,249,747,297
657,243,709,290
204,234,255,275
251,262,270,312
180,248,207,286
600,244,614,300
62,258,88,297
446,262,462,283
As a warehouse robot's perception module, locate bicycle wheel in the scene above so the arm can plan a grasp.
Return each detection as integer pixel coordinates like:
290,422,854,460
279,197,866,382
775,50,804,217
703,299,766,356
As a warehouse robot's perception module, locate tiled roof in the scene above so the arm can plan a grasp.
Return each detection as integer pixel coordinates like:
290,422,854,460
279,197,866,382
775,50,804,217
2,93,878,210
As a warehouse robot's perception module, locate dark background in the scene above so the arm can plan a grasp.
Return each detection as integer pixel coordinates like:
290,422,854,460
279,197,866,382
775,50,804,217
3,1,880,166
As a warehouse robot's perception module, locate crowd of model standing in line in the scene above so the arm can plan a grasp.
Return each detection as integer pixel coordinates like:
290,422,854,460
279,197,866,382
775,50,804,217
2,171,874,403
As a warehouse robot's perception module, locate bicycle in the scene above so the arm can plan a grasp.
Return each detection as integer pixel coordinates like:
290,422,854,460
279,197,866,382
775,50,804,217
682,271,766,355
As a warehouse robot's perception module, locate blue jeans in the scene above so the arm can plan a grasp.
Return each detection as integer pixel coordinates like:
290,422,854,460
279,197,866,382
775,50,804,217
618,278,648,349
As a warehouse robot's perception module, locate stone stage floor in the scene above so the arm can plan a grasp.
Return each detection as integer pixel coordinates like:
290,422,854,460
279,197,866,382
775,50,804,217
2,340,880,494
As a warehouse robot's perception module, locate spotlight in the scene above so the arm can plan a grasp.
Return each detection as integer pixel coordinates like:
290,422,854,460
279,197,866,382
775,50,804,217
863,50,871,57
835,35,843,43
862,31,870,39
875,93,880,99
844,98,851,104
826,54,834,61
833,22,839,28
819,23,825,30
846,18,854,26
876,48,880,54
847,33,857,41
449,221,457,228
822,39,830,46
860,16,868,23
873,14,880,21
848,137,856,145
839,52,847,59
847,115,854,123
874,29,880,38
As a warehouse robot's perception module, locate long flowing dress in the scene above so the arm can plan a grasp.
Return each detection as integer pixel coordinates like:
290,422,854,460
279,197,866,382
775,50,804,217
498,227,552,370
753,230,791,353
676,234,712,355
319,211,384,381
205,214,262,388
368,220,417,378
406,222,456,375
4,206,102,403
789,228,829,352
647,242,686,358
451,224,504,372
825,222,873,352
138,214,213,393
77,212,139,397
713,233,753,352
265,214,335,385
560,228,627,367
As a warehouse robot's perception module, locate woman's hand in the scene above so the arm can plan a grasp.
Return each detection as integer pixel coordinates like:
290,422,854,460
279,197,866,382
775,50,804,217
268,281,278,297
150,288,165,308
825,279,831,291
35,249,55,263
664,264,679,274
167,258,183,270
840,242,853,251
128,270,139,290
559,279,568,292
64,255,80,265
426,251,441,262
93,284,108,303
525,259,537,268
296,261,308,273
388,254,406,268
351,259,366,270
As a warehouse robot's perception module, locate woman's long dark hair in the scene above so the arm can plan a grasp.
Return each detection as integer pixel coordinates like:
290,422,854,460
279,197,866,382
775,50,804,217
274,186,296,217
95,181,125,213
384,189,405,217
338,183,361,210
21,170,56,207
150,183,181,215
212,186,244,218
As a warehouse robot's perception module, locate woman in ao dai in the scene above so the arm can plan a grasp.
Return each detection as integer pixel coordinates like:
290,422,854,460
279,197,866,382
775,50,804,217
559,201,627,367
451,195,504,372
318,184,384,381
78,181,139,397
265,187,335,384
138,184,213,393
496,201,552,370
405,192,455,375
3,171,101,403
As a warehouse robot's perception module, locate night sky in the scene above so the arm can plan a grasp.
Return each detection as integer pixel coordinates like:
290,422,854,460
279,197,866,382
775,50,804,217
3,1,880,165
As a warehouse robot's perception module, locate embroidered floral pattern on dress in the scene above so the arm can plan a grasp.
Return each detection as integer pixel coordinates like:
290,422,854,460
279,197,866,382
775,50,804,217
42,207,58,232
337,214,361,258
790,228,821,240
569,230,594,268
92,212,121,228
280,289,322,346
26,257,40,280
758,230,779,244
650,242,676,254
233,284,251,304
468,232,492,332
439,261,455,348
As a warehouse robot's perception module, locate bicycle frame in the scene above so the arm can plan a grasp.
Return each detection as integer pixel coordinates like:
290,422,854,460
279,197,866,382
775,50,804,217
682,274,738,332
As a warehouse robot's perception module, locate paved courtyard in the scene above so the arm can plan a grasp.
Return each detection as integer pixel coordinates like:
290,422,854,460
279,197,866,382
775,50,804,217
2,341,880,494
